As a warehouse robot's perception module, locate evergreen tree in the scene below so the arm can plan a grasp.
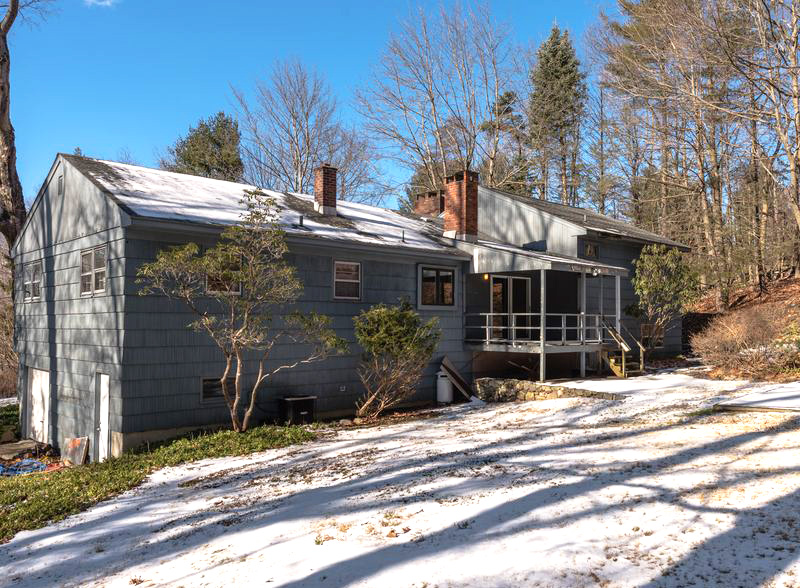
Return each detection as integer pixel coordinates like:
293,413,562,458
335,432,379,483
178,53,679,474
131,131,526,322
161,111,244,182
528,26,587,204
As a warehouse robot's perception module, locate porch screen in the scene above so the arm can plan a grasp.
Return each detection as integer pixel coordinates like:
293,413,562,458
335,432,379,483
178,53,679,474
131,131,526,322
420,267,454,306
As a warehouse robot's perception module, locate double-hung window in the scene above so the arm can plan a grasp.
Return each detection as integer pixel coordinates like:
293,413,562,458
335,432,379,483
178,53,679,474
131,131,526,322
333,261,361,300
419,266,455,307
81,245,107,296
23,261,42,302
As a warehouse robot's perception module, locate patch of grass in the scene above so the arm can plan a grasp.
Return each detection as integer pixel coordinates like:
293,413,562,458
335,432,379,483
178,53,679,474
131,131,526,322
0,424,313,543
684,406,721,418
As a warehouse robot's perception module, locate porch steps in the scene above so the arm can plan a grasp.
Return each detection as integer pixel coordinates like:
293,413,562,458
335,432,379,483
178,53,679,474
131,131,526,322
603,350,643,378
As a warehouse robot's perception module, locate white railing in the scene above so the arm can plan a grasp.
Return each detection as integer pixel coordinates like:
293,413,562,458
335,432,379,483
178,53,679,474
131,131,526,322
465,312,613,346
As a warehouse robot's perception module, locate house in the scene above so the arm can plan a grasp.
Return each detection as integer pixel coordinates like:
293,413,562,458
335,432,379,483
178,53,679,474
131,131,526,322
13,154,686,460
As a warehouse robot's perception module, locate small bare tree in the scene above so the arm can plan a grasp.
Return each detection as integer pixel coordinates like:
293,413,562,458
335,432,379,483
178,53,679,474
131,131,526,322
138,190,347,431
234,60,389,204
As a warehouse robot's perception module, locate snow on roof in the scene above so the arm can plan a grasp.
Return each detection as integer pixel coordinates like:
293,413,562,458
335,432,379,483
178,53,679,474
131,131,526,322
64,155,461,255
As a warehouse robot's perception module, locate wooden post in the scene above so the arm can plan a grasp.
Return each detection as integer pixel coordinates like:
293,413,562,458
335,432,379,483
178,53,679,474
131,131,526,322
540,268,546,382
580,272,586,377
615,275,621,333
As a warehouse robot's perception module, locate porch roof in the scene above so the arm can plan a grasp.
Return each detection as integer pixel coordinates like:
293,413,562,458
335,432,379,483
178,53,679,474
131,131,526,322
458,240,629,276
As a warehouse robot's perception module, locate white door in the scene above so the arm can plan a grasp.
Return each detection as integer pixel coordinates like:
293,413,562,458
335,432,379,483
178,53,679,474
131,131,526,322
27,368,50,443
96,373,110,462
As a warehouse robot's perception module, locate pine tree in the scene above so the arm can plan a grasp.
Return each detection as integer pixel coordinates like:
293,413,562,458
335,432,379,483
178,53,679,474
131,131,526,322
161,111,244,183
528,26,587,204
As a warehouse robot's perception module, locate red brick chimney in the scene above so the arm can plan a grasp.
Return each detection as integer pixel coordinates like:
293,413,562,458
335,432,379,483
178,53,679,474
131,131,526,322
443,170,479,241
314,163,337,216
413,189,445,216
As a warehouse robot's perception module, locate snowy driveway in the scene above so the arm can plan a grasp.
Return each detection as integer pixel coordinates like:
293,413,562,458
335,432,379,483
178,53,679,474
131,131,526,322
4,372,800,587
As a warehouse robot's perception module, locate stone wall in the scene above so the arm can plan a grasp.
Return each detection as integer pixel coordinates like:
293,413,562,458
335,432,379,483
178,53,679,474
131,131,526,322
474,378,624,403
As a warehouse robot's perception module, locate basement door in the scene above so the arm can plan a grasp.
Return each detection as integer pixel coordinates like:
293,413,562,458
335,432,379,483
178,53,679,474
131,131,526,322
96,373,110,462
27,367,50,443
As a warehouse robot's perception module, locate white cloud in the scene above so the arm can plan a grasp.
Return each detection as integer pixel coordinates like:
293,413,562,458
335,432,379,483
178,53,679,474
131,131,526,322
84,0,119,7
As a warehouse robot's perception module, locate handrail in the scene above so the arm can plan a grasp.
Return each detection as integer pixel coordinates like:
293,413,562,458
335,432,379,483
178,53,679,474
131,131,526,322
465,312,605,346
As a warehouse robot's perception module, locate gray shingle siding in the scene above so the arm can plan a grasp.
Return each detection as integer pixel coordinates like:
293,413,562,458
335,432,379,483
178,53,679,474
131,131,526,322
119,235,472,430
580,237,682,353
14,159,127,455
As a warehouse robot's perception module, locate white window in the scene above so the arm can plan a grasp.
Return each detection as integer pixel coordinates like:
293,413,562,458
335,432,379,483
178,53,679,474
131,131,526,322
419,265,455,307
23,261,42,302
81,245,107,295
584,242,599,259
57,175,64,196
333,261,361,300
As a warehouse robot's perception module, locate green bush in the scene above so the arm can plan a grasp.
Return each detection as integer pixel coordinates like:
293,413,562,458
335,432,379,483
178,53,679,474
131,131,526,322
0,403,18,438
0,424,313,543
353,300,440,420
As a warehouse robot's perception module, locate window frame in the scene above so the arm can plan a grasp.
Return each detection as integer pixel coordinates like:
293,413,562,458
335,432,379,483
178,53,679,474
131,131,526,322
417,264,457,309
332,260,362,301
583,241,599,259
80,245,107,297
57,174,64,196
22,260,43,302
200,376,234,404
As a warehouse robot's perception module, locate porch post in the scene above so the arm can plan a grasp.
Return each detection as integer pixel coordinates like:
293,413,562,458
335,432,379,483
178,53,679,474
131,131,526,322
599,275,604,319
615,275,621,333
540,268,546,382
580,272,586,377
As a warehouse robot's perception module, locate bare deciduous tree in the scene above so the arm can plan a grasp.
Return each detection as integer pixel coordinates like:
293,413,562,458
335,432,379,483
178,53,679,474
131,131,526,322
234,60,389,204
0,0,54,257
356,2,522,192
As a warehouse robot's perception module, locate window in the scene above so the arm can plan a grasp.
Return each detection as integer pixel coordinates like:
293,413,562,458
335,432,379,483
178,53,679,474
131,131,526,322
57,175,64,196
81,245,107,295
419,266,455,307
333,261,361,300
201,377,234,403
584,242,599,259
205,257,243,295
640,324,664,348
23,261,42,302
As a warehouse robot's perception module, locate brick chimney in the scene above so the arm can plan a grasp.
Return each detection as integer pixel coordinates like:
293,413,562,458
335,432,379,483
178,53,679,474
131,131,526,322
413,189,445,216
443,170,479,241
314,163,337,216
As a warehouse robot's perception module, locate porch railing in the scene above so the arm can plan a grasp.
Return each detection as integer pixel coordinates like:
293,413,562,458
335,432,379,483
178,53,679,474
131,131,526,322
465,313,614,346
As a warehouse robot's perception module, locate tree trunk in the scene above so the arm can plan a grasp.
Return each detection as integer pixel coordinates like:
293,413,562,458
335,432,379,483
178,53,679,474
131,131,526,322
0,1,26,275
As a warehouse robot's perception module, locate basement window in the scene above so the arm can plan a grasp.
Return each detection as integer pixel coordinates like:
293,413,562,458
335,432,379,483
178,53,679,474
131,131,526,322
419,266,455,307
201,377,234,403
333,261,361,300
23,261,42,302
80,245,107,295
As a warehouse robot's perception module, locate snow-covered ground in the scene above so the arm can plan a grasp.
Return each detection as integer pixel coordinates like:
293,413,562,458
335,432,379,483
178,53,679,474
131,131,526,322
4,371,800,588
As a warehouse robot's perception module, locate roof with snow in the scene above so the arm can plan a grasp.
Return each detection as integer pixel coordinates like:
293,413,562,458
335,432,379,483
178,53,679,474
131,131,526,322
63,155,461,256
482,185,688,250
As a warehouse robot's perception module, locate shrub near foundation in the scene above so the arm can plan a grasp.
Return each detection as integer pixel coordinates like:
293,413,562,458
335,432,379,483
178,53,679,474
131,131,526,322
691,305,800,378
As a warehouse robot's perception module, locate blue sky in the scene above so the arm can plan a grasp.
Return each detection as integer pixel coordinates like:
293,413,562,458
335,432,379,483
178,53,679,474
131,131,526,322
11,0,613,204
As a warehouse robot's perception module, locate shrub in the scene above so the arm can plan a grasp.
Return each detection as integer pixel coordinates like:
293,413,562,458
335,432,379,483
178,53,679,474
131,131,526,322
353,301,440,420
691,305,800,378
